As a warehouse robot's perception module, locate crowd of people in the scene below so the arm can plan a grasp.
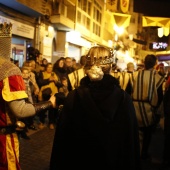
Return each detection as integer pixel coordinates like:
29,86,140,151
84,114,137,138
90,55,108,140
1,43,170,170
0,52,56,169
10,51,83,139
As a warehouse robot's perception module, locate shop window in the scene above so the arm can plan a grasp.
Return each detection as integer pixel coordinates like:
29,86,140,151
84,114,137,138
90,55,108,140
77,11,81,23
87,2,91,15
93,23,96,34
77,0,91,15
77,10,91,30
83,0,87,12
93,22,100,36
93,7,102,24
82,15,86,25
78,0,81,8
87,17,90,30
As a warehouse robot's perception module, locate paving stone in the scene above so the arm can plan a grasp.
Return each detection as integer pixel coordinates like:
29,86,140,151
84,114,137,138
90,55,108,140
20,127,55,170
19,126,164,170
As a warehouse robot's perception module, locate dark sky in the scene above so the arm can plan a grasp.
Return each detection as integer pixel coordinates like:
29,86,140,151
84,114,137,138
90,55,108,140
134,0,170,17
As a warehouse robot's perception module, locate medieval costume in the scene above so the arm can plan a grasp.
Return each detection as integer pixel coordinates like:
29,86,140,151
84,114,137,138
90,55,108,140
132,56,165,159
132,70,165,127
110,62,135,95
68,67,86,90
50,46,141,170
0,22,54,170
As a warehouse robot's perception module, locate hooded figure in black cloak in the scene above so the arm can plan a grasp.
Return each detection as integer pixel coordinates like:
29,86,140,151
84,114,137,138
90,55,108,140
50,46,141,170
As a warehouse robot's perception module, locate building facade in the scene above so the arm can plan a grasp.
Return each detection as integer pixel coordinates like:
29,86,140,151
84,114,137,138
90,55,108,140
0,0,143,66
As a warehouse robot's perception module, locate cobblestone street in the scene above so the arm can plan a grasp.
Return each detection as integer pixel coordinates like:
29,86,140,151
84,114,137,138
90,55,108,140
20,127,55,170
19,126,165,170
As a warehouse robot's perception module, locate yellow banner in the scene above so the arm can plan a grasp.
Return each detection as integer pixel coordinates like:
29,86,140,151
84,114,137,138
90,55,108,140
142,16,170,27
106,0,118,12
113,13,131,28
120,0,129,13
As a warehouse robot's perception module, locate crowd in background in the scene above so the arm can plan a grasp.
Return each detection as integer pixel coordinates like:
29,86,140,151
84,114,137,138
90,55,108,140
10,47,170,169
10,48,85,139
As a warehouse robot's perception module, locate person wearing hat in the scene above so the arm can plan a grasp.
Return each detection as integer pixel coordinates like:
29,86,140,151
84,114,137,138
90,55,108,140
0,22,56,170
50,46,141,170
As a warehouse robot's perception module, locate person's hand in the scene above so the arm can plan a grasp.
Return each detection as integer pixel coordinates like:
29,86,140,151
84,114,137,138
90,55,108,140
49,76,55,81
49,76,58,83
49,95,56,108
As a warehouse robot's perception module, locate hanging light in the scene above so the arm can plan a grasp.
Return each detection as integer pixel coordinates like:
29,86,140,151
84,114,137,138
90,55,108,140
164,27,169,36
114,24,124,35
158,27,164,38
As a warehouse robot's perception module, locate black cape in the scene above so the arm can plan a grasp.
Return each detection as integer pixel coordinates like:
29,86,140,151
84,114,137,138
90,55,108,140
50,74,141,170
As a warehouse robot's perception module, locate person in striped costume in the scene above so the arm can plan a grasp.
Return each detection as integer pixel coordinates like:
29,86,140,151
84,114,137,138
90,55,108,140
132,54,165,160
68,55,87,90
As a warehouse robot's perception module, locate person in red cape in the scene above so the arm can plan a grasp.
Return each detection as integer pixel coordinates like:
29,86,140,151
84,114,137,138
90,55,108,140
0,22,56,170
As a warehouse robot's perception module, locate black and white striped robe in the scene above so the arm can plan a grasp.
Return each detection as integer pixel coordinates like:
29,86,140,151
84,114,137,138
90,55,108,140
132,69,165,127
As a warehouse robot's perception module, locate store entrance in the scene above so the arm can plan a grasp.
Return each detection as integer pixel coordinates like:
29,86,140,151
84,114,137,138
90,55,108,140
11,45,25,68
68,43,81,62
11,37,33,67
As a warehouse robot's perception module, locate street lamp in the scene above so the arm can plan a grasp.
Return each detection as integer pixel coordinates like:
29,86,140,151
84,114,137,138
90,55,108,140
114,25,124,35
113,24,124,41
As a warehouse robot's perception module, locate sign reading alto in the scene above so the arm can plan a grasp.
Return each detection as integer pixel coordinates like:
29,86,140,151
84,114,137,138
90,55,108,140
120,0,129,13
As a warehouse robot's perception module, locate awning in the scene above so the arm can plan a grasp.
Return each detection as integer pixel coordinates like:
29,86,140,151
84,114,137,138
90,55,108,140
113,13,131,28
0,0,43,17
142,16,170,27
